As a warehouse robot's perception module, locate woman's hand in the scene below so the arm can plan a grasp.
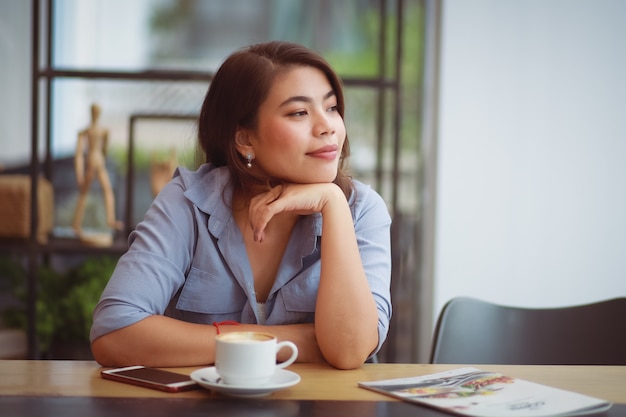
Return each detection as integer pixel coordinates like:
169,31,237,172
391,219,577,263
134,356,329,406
247,183,342,242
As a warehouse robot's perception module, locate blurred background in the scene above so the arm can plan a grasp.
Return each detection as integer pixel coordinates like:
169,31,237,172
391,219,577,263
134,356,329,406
1,0,424,361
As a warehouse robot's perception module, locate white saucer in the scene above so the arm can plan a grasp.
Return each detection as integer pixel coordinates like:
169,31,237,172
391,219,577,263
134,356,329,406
190,367,301,397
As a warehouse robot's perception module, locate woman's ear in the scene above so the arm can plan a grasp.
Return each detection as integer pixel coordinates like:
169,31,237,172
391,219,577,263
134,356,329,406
234,128,253,159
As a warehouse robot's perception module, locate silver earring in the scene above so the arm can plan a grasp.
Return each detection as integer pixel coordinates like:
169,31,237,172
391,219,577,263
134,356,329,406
246,152,253,168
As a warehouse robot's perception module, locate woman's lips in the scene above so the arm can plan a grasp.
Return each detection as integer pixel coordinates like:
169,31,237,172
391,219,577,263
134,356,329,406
307,145,338,160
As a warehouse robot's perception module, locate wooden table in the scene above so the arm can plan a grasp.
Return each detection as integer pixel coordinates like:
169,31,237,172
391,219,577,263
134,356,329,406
1,361,625,416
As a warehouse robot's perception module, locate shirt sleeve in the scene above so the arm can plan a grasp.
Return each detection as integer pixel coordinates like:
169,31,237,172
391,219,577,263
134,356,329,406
89,174,197,342
351,182,393,357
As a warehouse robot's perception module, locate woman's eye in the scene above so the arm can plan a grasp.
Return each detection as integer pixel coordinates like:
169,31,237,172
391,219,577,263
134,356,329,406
327,105,339,113
288,110,308,117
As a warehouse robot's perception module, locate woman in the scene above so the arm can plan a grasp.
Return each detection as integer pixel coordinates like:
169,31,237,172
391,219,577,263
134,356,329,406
90,41,392,370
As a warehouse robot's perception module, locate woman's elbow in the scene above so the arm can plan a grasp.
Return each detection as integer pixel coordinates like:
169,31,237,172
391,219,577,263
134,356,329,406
323,345,373,370
318,331,379,369
91,335,132,367
91,337,111,366
326,352,368,370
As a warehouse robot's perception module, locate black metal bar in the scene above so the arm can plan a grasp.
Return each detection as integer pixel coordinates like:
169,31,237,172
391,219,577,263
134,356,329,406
127,114,200,121
38,68,215,82
35,67,398,89
44,0,53,181
125,116,136,238
375,0,388,193
391,0,404,215
27,0,41,360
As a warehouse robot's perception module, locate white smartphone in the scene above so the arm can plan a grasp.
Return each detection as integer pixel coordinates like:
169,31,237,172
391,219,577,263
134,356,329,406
101,365,198,392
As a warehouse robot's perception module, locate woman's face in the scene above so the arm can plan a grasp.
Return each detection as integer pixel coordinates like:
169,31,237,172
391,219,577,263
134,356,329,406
243,66,346,184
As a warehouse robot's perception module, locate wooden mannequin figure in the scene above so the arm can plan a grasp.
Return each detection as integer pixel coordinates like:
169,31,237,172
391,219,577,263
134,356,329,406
72,103,123,246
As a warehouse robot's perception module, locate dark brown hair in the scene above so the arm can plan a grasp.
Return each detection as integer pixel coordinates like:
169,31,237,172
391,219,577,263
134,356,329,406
197,41,353,200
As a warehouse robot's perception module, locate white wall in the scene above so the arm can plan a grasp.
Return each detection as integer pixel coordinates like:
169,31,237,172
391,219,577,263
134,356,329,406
433,0,626,319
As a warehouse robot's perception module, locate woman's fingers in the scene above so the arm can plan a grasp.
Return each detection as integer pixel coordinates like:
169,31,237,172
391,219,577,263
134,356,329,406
247,184,333,242
248,185,284,242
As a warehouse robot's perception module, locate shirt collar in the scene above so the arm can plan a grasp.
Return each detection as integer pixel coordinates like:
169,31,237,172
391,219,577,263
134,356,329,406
180,164,232,238
180,164,323,243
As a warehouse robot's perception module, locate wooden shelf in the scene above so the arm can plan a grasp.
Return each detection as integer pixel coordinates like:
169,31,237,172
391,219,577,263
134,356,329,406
0,235,128,256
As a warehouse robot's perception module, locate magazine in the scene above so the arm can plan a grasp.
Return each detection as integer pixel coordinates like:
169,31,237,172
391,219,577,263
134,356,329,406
358,367,612,417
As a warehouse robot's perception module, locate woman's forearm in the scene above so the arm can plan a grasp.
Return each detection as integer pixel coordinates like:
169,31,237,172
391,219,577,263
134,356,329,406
91,315,213,367
91,316,322,367
315,187,379,369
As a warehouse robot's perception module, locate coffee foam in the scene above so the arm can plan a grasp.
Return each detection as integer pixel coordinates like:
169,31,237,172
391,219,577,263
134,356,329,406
219,332,274,343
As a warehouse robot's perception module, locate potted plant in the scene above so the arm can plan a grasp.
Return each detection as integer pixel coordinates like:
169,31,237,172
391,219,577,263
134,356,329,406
1,255,116,359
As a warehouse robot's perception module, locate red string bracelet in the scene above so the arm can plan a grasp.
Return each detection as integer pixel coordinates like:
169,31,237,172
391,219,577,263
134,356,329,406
213,321,240,335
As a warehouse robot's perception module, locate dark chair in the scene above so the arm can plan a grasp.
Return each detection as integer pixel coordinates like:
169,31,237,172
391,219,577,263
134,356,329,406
429,296,626,365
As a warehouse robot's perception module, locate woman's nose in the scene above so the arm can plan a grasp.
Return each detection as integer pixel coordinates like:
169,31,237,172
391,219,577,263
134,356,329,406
313,111,335,137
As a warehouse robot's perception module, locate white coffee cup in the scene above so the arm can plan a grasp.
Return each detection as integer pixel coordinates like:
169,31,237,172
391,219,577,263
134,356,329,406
215,331,298,386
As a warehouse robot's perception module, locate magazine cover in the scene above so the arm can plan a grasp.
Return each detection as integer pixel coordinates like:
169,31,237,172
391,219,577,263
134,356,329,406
359,367,612,417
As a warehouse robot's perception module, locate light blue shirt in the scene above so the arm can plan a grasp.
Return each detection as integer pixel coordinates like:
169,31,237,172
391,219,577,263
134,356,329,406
90,164,392,355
